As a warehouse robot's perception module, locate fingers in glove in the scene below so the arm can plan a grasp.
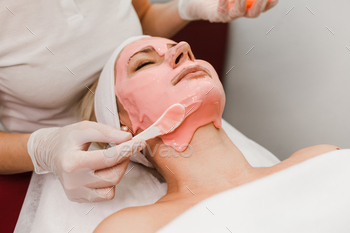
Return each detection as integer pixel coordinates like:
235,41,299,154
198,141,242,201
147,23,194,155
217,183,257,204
70,121,132,146
79,138,146,171
262,0,278,12
218,0,228,13
245,0,268,18
228,0,247,19
95,186,116,201
86,159,130,189
64,185,115,203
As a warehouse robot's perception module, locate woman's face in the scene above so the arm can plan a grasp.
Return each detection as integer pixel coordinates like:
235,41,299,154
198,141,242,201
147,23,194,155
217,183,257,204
115,37,225,151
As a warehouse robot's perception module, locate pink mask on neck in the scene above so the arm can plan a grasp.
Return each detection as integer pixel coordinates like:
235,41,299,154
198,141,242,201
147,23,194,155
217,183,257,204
115,37,225,151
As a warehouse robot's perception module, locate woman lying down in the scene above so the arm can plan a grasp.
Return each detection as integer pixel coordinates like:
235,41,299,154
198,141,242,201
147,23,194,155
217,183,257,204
80,36,341,232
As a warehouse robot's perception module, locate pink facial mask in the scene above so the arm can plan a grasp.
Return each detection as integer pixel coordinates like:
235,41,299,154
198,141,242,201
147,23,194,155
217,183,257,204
115,37,225,151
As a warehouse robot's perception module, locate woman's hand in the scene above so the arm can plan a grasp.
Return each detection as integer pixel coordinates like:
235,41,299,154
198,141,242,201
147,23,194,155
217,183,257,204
178,0,278,22
27,121,146,203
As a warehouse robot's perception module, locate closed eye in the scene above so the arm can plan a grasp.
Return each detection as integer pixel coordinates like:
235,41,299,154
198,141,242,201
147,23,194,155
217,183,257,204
135,61,155,71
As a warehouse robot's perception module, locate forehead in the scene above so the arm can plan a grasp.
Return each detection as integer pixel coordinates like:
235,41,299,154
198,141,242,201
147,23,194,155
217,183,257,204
121,37,176,58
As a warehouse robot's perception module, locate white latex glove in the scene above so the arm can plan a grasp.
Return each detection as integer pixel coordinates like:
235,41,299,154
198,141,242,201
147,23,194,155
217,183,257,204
178,0,278,22
27,121,146,203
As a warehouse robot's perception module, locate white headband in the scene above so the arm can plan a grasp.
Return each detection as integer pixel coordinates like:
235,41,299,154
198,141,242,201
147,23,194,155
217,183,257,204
94,35,153,167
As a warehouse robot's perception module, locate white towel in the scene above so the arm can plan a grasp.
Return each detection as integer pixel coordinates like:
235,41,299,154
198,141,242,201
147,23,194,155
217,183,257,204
158,149,350,233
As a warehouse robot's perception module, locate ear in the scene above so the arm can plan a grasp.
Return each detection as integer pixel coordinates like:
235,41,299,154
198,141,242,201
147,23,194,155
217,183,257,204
116,98,134,134
120,124,135,136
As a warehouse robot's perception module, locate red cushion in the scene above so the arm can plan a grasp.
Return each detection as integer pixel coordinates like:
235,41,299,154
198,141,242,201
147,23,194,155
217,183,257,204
0,172,32,233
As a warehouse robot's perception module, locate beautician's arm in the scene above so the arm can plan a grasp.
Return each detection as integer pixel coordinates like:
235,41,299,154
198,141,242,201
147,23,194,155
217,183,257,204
0,130,33,174
133,0,189,38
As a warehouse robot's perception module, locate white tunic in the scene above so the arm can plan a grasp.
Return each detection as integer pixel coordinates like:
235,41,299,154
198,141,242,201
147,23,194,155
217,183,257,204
0,0,142,133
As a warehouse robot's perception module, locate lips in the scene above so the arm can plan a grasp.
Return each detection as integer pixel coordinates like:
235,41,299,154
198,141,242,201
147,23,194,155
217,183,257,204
171,65,211,85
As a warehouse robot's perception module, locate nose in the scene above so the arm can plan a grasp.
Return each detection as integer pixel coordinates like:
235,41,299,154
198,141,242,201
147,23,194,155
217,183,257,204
170,42,194,68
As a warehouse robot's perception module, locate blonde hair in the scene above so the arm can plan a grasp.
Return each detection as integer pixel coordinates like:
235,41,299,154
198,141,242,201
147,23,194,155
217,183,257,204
78,79,165,182
79,79,108,150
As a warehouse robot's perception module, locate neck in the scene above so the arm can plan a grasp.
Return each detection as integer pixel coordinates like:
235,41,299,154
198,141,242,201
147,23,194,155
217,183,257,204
152,123,260,202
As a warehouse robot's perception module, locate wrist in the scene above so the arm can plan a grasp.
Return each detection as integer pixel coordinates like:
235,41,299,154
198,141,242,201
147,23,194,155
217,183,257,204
23,133,34,171
27,129,52,174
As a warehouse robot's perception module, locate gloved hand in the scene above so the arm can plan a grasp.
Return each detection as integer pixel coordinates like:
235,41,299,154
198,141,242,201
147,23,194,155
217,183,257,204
178,0,278,22
27,121,146,203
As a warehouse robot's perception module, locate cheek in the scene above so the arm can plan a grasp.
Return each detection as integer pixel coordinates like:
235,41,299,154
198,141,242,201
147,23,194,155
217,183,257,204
124,69,166,100
116,68,171,132
120,64,177,105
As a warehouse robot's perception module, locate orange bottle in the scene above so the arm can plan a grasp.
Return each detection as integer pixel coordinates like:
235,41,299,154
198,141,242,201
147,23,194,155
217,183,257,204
247,0,255,8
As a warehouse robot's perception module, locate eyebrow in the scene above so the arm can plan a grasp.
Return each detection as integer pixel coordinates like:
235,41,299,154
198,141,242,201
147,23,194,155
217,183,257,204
129,43,177,60
130,47,153,60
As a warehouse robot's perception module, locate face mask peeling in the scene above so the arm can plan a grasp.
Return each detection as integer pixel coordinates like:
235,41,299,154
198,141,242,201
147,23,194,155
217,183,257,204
115,37,225,151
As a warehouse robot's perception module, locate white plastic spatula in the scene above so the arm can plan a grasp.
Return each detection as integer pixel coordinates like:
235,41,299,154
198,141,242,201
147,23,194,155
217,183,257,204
133,103,186,141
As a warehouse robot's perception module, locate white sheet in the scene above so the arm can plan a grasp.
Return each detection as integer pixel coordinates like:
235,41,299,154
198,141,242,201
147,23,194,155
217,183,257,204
14,119,279,232
14,161,167,233
158,149,350,233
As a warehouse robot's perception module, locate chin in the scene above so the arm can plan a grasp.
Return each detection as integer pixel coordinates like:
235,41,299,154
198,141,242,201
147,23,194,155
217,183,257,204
160,79,225,152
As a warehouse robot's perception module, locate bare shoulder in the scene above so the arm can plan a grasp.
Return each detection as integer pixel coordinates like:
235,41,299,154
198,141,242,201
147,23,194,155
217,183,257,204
269,144,340,173
94,205,155,233
93,201,187,233
288,144,340,162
